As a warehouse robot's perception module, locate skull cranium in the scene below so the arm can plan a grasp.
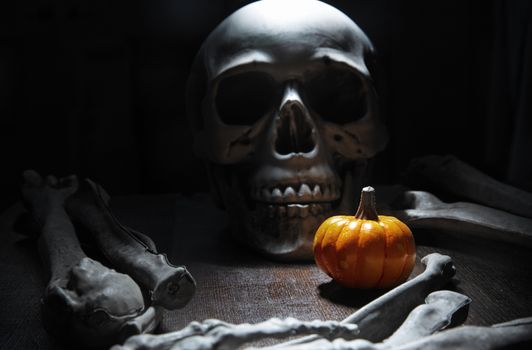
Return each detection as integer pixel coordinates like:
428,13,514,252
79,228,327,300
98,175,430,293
186,0,388,260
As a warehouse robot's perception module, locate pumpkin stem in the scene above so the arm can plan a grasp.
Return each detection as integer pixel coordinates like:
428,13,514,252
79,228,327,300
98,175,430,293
355,186,379,221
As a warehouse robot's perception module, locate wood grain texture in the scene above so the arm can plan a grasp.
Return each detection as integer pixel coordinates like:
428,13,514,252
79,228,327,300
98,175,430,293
1,194,531,349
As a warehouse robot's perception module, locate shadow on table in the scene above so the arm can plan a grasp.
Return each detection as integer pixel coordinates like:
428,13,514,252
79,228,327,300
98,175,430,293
318,280,387,308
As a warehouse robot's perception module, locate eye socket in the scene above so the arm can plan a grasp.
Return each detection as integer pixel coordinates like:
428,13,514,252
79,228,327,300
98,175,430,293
305,68,367,124
215,71,278,125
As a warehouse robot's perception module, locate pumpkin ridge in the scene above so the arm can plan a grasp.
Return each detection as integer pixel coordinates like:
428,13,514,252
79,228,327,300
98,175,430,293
375,220,389,288
318,220,335,276
352,218,369,287
322,218,349,278
353,219,363,287
395,219,416,255
332,218,351,280
313,220,331,275
386,218,408,287
341,219,362,287
393,218,416,284
356,220,386,288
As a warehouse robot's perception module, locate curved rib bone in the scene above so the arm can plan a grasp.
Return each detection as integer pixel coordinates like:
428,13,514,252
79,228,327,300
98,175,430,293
20,170,157,348
112,318,359,350
65,178,196,310
388,191,532,247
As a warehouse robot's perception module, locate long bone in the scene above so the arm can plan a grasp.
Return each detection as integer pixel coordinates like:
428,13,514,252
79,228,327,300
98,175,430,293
112,254,456,350
20,170,159,348
259,317,532,350
340,254,456,341
257,295,525,350
112,318,359,350
387,190,532,247
268,253,456,348
403,155,532,219
65,178,196,310
250,291,470,350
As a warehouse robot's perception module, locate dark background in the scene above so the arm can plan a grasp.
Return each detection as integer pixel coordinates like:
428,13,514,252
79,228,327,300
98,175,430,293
1,0,531,211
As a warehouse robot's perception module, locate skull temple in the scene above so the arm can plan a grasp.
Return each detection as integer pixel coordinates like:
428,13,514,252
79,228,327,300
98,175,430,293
186,0,388,260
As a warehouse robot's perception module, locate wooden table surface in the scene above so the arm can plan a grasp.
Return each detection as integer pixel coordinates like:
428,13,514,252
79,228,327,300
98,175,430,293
1,193,531,349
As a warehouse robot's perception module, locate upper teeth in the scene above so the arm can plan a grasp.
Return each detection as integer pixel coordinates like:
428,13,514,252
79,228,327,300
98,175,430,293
251,183,340,203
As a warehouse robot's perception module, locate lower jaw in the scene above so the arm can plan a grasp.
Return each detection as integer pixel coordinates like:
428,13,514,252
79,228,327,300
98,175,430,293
216,163,365,261
226,200,339,261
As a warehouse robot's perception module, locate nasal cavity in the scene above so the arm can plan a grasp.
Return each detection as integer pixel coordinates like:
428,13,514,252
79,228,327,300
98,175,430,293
275,102,316,155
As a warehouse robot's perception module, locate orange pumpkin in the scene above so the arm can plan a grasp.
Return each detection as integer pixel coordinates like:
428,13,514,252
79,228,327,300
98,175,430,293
313,186,416,288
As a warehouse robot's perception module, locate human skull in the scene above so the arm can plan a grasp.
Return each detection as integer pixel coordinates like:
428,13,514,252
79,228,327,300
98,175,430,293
186,0,388,260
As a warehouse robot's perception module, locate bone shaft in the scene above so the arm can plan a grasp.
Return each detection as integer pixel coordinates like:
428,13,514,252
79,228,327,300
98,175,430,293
406,201,532,247
395,320,532,350
38,203,85,281
220,319,358,349
256,338,377,350
66,179,195,309
249,339,337,350
408,155,532,218
114,319,358,350
126,227,158,252
262,321,532,350
69,210,147,267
